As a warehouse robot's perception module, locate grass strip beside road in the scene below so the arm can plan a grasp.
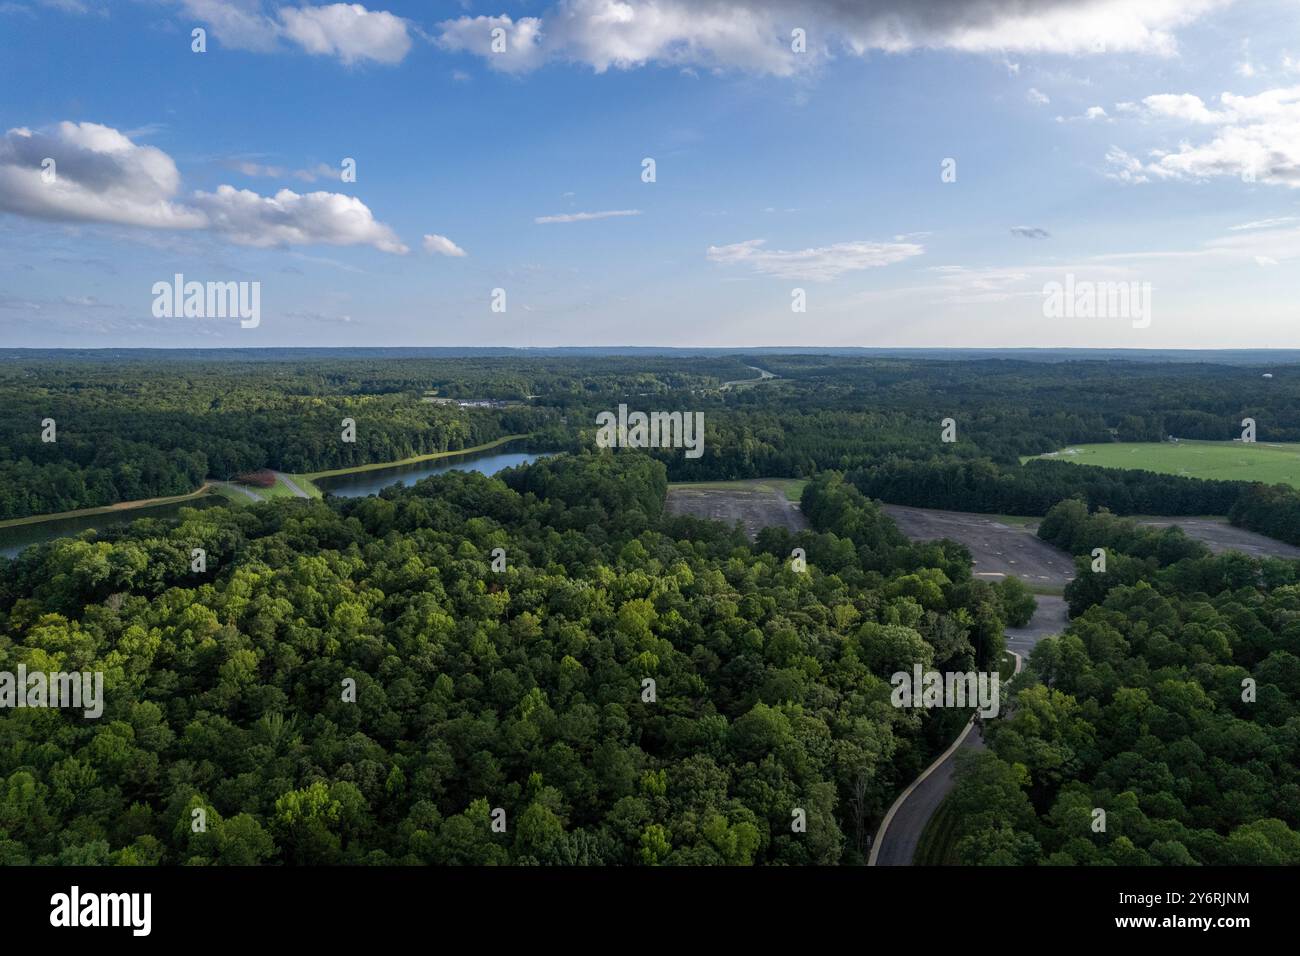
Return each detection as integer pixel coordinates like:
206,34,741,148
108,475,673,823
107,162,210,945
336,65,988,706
0,484,216,529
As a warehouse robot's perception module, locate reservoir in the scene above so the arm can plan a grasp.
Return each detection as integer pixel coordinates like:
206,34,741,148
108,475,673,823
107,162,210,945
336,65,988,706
1,445,542,558
313,446,541,497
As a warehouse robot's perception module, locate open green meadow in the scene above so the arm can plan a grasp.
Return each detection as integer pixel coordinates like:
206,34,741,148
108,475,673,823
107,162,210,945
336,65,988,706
1027,440,1300,488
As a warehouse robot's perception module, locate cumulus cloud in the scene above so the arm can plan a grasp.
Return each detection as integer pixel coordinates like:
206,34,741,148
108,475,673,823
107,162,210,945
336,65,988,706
279,3,411,65
176,1,412,64
0,121,406,252
707,237,924,280
437,14,547,73
436,0,1224,75
192,185,408,252
423,233,467,256
1141,92,1229,124
534,208,641,224
0,122,205,228
1010,226,1051,238
1107,85,1300,187
177,0,280,52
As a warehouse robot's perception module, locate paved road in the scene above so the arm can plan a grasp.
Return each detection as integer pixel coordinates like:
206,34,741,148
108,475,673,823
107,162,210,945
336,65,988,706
210,481,263,502
1005,594,1068,660
275,472,311,499
870,593,1066,866
872,722,987,866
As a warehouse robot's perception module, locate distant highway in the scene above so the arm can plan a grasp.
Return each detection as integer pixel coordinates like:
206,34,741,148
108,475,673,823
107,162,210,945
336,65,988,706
720,365,777,389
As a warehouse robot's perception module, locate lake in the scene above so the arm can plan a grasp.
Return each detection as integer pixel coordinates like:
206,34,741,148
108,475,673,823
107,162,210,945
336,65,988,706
1,446,542,558
314,447,541,498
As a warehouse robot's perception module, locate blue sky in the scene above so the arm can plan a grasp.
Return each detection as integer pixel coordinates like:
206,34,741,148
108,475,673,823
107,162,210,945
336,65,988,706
2,0,1300,348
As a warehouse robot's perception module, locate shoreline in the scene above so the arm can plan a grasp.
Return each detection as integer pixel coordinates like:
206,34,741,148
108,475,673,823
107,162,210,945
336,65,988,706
0,484,216,530
302,434,529,481
0,434,532,531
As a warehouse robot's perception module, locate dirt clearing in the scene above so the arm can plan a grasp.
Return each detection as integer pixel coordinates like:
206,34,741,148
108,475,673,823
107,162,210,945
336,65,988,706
882,504,1076,588
666,480,809,540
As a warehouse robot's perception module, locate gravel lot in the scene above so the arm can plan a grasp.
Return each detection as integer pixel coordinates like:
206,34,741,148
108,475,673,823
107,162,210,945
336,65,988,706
1136,517,1300,559
881,504,1076,587
665,485,809,540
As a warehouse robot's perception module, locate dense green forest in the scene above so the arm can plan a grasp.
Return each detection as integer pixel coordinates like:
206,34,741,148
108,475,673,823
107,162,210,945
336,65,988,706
942,503,1300,864
4,351,1300,867
8,352,1300,528
0,454,1030,865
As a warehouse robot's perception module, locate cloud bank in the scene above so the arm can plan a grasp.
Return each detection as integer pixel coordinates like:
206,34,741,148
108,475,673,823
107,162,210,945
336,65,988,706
0,121,406,252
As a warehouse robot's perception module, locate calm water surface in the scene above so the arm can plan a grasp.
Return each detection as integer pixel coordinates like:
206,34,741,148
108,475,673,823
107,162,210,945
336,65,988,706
1,446,541,558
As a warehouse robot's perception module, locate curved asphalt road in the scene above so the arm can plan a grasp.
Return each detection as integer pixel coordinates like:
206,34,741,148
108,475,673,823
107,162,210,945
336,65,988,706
869,606,1061,866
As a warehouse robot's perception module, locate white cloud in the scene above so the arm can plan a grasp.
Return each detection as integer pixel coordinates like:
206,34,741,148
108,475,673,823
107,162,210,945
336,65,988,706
1229,216,1299,230
192,185,408,252
176,1,412,64
436,14,547,73
1027,88,1050,105
177,0,280,52
231,159,341,182
232,160,285,177
1104,145,1149,184
534,208,641,223
1085,105,1108,120
1141,92,1228,124
279,3,411,65
1110,85,1300,187
423,233,467,257
435,0,1225,76
0,122,206,229
0,121,406,253
707,237,924,280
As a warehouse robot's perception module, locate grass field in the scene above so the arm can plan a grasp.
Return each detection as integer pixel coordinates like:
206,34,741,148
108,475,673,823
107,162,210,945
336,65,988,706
1027,440,1300,488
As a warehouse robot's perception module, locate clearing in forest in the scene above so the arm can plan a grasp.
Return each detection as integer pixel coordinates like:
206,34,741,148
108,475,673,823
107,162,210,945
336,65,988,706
665,479,808,539
1028,439,1300,487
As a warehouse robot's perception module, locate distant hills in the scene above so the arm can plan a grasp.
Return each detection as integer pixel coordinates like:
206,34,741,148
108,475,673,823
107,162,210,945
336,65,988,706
3,347,1300,365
